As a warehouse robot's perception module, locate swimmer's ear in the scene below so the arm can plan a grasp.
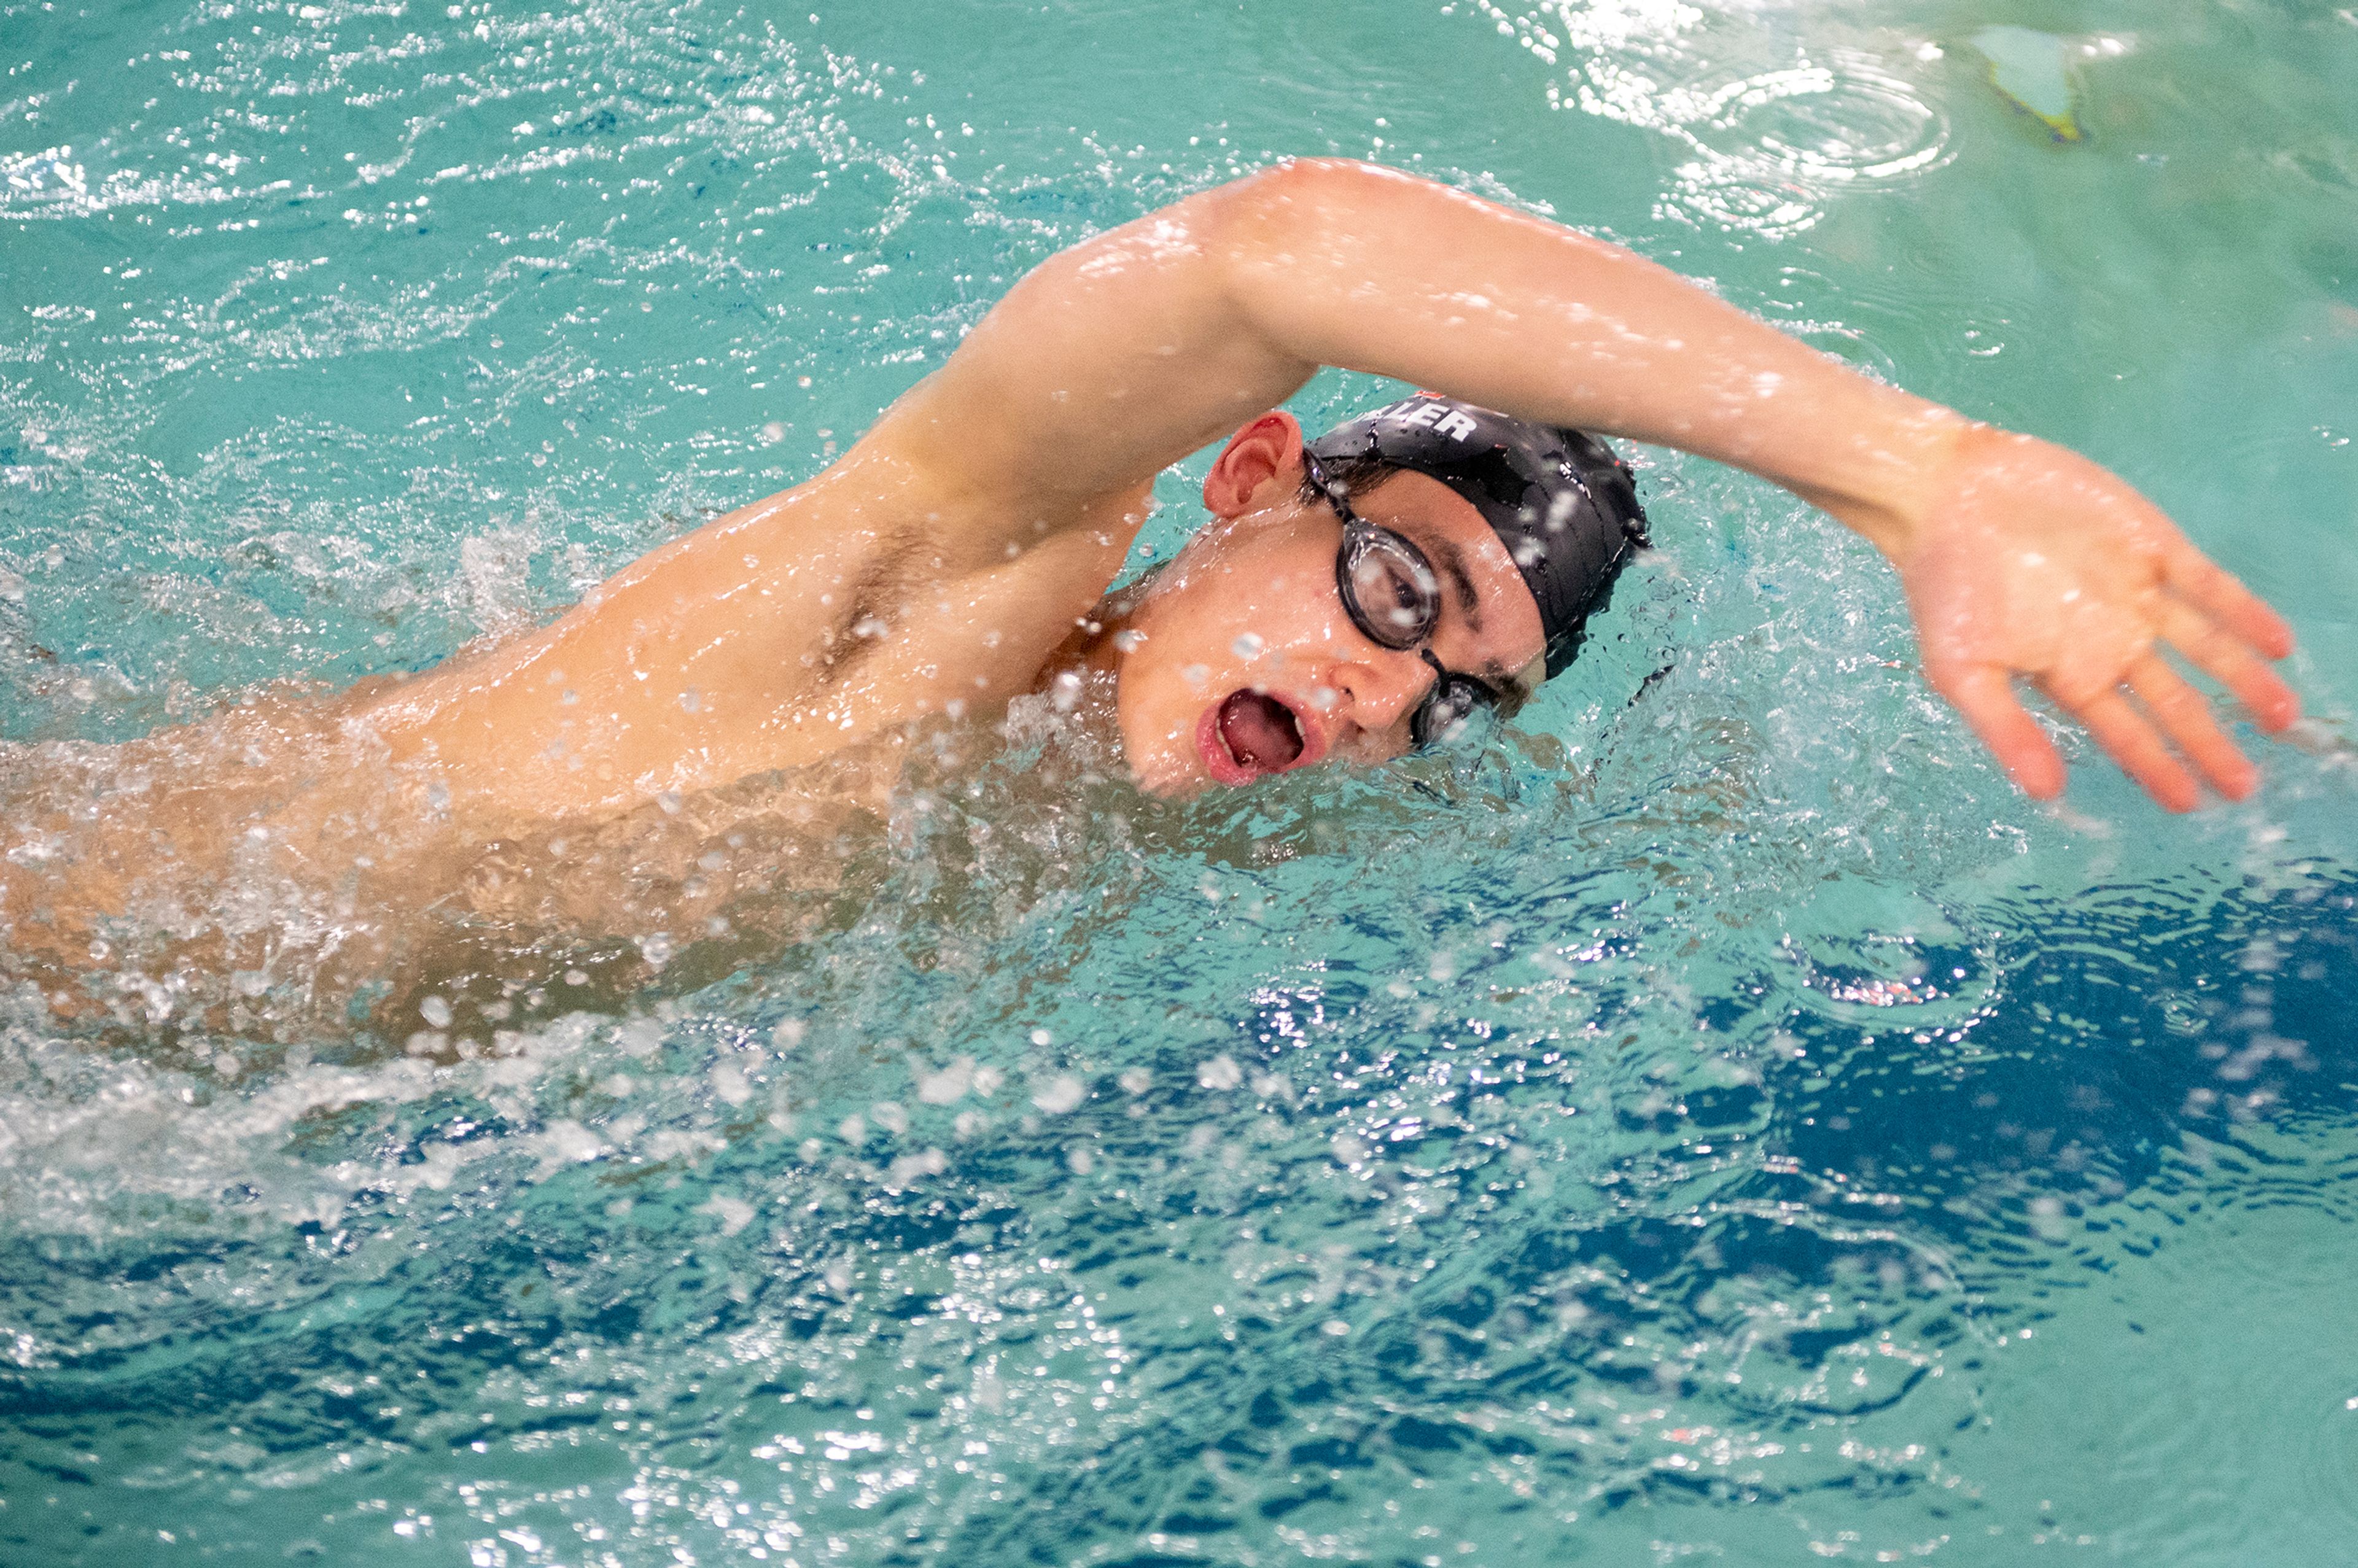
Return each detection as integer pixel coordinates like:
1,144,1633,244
1202,410,1305,518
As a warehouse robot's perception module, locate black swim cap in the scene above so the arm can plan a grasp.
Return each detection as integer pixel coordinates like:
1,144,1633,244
1307,393,1648,678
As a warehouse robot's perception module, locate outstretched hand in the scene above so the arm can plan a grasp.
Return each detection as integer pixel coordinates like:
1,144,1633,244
1893,425,2299,812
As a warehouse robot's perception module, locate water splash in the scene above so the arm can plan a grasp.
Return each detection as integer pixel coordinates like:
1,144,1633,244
1495,1,1954,236
2,0,2356,1562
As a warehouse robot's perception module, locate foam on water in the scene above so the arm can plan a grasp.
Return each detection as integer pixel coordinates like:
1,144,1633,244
3,0,2357,1562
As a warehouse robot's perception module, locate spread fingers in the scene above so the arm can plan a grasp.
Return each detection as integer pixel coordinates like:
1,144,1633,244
2162,601,2300,731
2060,686,2200,813
1936,664,2064,799
2160,538,2295,660
2127,653,2257,802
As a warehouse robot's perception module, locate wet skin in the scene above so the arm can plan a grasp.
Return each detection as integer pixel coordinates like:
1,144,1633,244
0,156,2311,1047
1080,410,1546,794
6,153,2307,957
331,158,2290,826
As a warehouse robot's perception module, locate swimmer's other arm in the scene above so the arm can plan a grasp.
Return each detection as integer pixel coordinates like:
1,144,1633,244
376,158,2295,817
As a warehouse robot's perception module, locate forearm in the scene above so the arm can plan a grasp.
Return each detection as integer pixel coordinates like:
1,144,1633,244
1213,160,1966,558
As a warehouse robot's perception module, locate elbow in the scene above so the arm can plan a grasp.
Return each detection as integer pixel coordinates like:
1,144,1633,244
1207,156,1412,276
1213,155,1450,262
1207,155,1422,305
1225,155,1403,220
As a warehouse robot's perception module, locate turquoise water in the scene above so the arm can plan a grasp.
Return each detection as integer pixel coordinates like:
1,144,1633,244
4,0,2357,1561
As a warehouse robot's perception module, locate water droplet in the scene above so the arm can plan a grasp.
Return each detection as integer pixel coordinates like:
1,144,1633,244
1032,1075,1084,1115
1197,1055,1242,1091
699,1194,755,1236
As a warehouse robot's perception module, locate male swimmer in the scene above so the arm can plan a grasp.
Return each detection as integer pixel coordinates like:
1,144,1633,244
1,159,2305,1005
348,158,2294,821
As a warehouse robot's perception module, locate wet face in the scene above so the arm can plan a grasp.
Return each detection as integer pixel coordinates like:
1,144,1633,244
1106,411,1546,795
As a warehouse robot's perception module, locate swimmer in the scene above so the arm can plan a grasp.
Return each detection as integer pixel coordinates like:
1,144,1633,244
354,158,2292,815
1,160,2304,1008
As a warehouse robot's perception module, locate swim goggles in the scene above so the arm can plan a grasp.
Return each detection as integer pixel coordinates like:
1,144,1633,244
1304,450,1500,749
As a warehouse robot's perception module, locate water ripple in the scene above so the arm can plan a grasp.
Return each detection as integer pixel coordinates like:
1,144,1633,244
1517,0,1953,236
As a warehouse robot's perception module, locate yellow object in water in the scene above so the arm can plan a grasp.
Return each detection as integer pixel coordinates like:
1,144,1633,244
1971,25,2084,142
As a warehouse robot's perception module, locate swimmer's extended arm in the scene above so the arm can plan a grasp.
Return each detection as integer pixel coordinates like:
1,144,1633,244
881,157,2298,809
383,158,2292,820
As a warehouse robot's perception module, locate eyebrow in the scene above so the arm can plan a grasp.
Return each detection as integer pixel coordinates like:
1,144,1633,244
1427,536,1485,634
1425,535,1518,690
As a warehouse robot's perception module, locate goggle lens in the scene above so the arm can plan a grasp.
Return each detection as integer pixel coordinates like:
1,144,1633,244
1312,452,1503,755
1339,527,1441,651
1409,664,1494,750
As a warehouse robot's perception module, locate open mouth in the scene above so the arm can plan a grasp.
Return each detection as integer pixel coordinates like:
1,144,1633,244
1198,689,1317,786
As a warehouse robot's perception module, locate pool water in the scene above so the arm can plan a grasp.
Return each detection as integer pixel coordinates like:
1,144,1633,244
4,0,2357,1562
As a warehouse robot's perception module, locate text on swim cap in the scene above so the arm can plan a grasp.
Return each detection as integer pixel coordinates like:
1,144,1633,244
1374,397,1481,442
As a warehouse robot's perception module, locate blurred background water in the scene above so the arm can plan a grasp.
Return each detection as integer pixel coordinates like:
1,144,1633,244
2,0,2356,1562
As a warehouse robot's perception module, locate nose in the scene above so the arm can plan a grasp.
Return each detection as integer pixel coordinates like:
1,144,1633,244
1326,650,1435,734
